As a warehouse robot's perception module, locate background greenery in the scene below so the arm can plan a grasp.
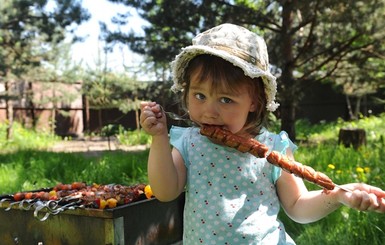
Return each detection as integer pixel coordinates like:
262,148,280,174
1,2,384,244
281,114,385,244
1,114,385,244
2,1,384,141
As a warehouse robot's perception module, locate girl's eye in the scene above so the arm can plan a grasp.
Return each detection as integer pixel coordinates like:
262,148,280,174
220,97,233,104
195,93,206,100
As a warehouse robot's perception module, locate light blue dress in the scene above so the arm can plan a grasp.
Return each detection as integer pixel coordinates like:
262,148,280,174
170,126,297,245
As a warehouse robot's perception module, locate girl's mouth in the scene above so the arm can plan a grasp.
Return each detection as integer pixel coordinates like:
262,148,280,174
201,123,225,129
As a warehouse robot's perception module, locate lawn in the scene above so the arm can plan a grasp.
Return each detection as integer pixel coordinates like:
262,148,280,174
1,113,385,244
282,114,385,245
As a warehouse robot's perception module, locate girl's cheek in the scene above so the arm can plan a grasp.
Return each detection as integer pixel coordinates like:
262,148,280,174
188,106,199,118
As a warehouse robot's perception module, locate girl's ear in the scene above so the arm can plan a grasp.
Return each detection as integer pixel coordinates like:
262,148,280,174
249,101,257,112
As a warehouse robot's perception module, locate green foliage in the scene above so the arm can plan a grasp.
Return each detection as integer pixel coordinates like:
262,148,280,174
1,114,385,244
105,0,385,139
282,208,385,245
281,113,385,244
0,124,150,195
117,129,152,146
0,122,59,152
101,124,122,137
82,70,145,110
0,150,149,194
295,113,385,144
0,0,90,140
0,0,90,76
100,124,152,146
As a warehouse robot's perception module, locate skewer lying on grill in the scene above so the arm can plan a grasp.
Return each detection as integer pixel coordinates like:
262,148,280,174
8,182,149,209
0,182,154,222
200,125,335,190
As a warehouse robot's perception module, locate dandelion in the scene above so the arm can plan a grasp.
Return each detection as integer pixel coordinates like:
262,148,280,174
364,167,370,173
336,170,342,174
328,164,336,170
356,167,364,173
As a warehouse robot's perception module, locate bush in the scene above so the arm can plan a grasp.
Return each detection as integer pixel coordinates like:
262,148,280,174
116,129,152,146
0,123,59,152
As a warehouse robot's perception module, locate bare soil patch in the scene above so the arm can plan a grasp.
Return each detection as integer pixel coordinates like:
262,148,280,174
49,137,148,155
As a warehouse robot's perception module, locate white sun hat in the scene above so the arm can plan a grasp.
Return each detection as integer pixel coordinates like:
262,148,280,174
171,23,279,112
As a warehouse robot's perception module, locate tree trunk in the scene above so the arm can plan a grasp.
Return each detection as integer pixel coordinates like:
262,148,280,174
345,95,362,120
51,108,56,135
51,89,57,135
134,96,140,130
280,102,296,141
279,1,297,141
98,109,102,132
354,96,362,119
345,95,355,120
82,94,90,133
4,73,15,140
5,81,14,140
28,82,37,128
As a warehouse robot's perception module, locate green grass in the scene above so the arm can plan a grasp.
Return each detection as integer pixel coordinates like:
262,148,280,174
281,113,385,245
1,113,385,244
0,123,60,152
0,123,150,193
0,150,149,194
116,128,152,146
281,140,385,244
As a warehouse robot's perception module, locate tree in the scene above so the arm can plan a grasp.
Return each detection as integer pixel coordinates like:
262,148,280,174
0,0,90,139
105,0,385,140
332,28,385,119
82,65,147,132
82,64,175,132
24,42,85,134
276,1,385,123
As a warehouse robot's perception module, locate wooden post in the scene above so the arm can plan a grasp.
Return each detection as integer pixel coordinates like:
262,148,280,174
338,128,366,149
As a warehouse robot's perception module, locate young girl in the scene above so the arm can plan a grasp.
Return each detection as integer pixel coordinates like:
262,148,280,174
140,23,385,244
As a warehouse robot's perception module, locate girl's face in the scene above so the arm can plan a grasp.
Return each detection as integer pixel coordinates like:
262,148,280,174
187,73,256,135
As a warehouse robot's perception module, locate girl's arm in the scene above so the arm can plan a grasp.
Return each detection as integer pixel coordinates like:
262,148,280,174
140,101,186,202
276,151,385,224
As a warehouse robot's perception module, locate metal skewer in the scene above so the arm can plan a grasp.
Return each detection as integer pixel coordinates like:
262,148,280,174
158,105,196,126
335,184,385,201
335,184,353,193
158,105,187,121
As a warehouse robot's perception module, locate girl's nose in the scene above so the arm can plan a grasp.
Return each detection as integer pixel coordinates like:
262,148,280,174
203,102,219,119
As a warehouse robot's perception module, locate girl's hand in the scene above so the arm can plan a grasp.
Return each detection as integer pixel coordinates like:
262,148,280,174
140,101,167,136
337,183,385,213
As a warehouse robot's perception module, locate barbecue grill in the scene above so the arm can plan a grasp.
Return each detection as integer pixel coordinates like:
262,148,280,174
0,185,185,245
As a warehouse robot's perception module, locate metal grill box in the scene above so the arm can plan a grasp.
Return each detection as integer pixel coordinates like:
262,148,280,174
0,193,185,245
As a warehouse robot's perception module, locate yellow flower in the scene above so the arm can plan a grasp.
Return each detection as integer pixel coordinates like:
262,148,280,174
364,167,370,173
328,164,336,170
356,167,364,173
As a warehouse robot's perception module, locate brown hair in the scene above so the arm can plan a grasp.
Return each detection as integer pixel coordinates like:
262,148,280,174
181,54,268,136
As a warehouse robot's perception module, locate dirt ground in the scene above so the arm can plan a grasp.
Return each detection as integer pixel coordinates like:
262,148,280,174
49,137,148,153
